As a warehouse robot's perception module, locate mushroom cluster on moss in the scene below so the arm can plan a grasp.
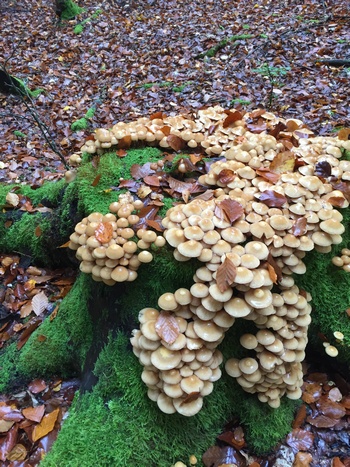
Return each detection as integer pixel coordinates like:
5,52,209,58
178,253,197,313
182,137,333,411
68,193,164,285
332,248,350,272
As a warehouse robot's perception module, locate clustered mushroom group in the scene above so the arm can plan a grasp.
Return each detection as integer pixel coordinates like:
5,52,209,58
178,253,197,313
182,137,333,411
73,106,350,415
332,247,350,272
68,192,165,285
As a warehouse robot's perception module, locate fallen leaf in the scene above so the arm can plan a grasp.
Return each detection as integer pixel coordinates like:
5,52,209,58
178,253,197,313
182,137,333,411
338,128,350,141
292,217,308,237
269,151,295,173
292,404,307,429
266,254,283,282
286,428,314,451
32,408,59,442
167,134,185,151
202,446,246,467
95,222,113,243
332,458,346,467
293,451,313,467
91,174,101,187
216,257,237,292
259,190,287,207
22,405,45,423
256,168,280,183
155,311,180,344
137,184,152,198
222,110,242,128
267,263,277,284
314,160,332,178
6,443,27,461
0,424,18,461
143,175,160,186
0,420,15,433
35,225,42,237
306,414,339,428
218,169,235,185
28,378,47,394
218,199,244,223
180,391,201,405
5,192,19,207
31,291,49,316
131,162,155,179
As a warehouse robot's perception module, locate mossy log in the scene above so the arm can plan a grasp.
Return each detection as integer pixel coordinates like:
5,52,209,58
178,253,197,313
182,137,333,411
1,146,350,466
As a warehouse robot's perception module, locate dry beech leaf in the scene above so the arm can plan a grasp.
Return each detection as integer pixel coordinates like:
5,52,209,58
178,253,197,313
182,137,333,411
266,254,283,282
293,451,313,467
137,185,152,198
31,291,49,316
6,443,27,462
0,420,15,433
286,428,314,451
6,192,19,207
190,153,203,164
143,175,160,186
167,176,193,194
155,311,180,344
180,391,201,405
292,217,308,237
314,160,332,178
267,263,278,284
32,408,59,442
338,128,350,141
117,135,132,149
20,302,33,318
35,225,42,237
327,196,346,207
160,125,171,136
292,404,307,429
166,134,185,151
330,180,350,201
95,222,113,243
259,190,287,207
28,378,47,394
269,151,295,173
22,405,45,423
256,167,280,183
218,199,244,223
302,382,322,404
316,396,346,419
218,169,235,185
332,457,346,467
306,414,339,428
91,174,101,187
130,162,155,179
222,110,242,128
216,257,236,293
202,445,246,467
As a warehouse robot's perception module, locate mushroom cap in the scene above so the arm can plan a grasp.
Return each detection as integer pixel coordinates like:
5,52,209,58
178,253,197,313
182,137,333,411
208,284,233,302
178,240,203,258
158,292,178,310
162,369,182,384
240,333,258,350
95,128,112,143
259,350,279,370
244,241,269,260
193,320,224,342
165,228,186,247
225,358,242,377
325,345,338,357
320,218,345,235
256,329,276,345
173,396,203,416
157,393,176,414
151,346,182,370
138,307,160,324
174,288,192,305
111,266,129,282
224,297,252,317
180,375,204,394
239,357,259,375
245,288,273,309
163,383,184,399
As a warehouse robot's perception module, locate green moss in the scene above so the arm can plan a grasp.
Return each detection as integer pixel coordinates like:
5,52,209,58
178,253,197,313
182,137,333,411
0,179,66,207
17,273,93,378
60,0,84,20
0,342,19,392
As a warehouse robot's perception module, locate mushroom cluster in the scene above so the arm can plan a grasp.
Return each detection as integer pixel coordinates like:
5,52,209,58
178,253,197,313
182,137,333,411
68,194,165,285
332,248,350,272
131,288,225,416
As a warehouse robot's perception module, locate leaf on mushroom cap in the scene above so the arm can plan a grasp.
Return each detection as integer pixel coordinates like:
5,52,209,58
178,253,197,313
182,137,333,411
314,160,332,179
222,109,242,128
155,311,180,344
216,257,237,293
180,391,201,405
266,254,283,282
166,134,185,151
269,151,295,173
95,222,113,243
338,128,350,141
218,169,235,185
259,190,287,208
217,199,244,223
330,180,350,201
256,167,280,183
131,162,155,179
292,217,308,237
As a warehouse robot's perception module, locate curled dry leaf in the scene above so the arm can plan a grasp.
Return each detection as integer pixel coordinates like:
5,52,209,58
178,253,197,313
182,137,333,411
180,391,201,405
155,311,180,344
143,175,160,186
218,169,235,185
338,128,350,141
31,291,49,316
131,162,155,179
216,257,237,293
269,151,295,173
95,222,113,243
314,160,332,178
222,110,242,128
259,190,287,207
306,414,339,428
6,443,27,462
286,428,314,451
5,192,20,207
218,198,244,223
267,263,278,284
32,408,60,442
292,404,307,429
292,217,308,237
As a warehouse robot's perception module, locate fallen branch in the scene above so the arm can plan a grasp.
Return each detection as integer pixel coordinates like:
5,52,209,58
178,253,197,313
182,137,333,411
315,59,350,67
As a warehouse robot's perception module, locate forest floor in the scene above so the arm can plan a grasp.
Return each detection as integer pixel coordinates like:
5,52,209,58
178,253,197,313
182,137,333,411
0,0,350,465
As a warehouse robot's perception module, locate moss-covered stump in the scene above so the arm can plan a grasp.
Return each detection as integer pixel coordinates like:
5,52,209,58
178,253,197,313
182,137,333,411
1,107,350,465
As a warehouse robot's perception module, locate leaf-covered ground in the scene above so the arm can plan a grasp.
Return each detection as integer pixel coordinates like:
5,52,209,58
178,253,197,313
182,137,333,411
0,0,349,185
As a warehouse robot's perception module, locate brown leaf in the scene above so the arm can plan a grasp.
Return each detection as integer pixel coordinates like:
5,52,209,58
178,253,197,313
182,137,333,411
267,263,277,284
167,134,185,151
117,135,132,149
150,111,165,120
0,424,18,461
0,420,15,434
28,378,47,394
32,408,59,442
306,414,339,428
137,185,152,198
338,128,350,141
292,404,307,429
189,153,204,164
266,254,283,282
332,457,346,467
131,162,155,179
167,176,193,194
216,257,237,293
293,451,313,467
35,225,42,237
316,396,346,419
181,391,201,405
143,175,160,186
146,219,164,232
256,167,280,183
314,160,332,178
218,169,235,185
6,443,27,461
155,311,180,344
286,428,314,451
302,382,322,404
292,217,308,237
222,110,242,128
269,151,295,174
327,196,346,207
202,446,246,467
160,125,171,136
330,180,350,201
22,405,45,423
31,291,49,316
17,319,42,350
95,222,113,243
116,149,127,157
259,190,287,207
91,174,101,187
218,199,244,223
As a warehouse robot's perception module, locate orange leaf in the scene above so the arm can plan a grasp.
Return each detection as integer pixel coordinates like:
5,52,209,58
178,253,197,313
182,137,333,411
95,222,113,243
118,135,132,149
218,199,244,223
222,110,242,128
267,263,277,284
34,225,42,237
189,153,203,164
332,457,346,467
256,167,280,183
155,311,180,344
166,134,185,151
338,128,350,141
116,149,127,157
20,302,33,318
32,408,59,442
58,240,71,248
28,378,47,394
216,257,237,293
217,169,235,185
181,391,201,405
292,404,307,429
91,174,101,187
22,405,45,423
327,196,346,207
286,428,314,451
293,451,313,467
143,175,160,186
